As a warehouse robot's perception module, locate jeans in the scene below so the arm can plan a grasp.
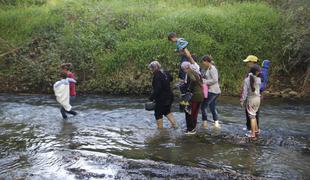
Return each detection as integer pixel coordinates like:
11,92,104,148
246,108,260,130
201,92,219,121
185,101,201,131
178,55,188,80
60,107,77,119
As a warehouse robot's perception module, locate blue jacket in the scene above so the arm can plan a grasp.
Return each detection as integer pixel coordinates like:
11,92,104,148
260,60,270,92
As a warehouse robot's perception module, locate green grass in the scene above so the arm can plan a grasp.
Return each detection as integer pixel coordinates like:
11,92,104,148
0,0,287,94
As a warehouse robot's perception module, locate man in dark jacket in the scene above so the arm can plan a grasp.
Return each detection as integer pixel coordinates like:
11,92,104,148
149,61,178,129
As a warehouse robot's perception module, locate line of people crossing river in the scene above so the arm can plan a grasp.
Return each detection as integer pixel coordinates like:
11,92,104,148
53,32,270,141
148,32,270,140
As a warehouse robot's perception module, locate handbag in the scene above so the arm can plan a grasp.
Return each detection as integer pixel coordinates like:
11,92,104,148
145,102,156,111
202,84,208,98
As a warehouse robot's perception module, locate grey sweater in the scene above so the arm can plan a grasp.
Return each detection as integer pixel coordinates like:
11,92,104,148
202,65,221,94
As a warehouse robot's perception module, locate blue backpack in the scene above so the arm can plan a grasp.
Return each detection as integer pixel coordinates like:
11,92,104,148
260,60,270,92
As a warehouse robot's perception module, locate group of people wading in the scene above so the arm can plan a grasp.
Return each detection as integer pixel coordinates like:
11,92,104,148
148,32,270,140
52,32,270,140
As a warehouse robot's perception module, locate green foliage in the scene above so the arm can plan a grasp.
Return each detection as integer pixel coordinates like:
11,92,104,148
0,0,300,95
0,0,47,6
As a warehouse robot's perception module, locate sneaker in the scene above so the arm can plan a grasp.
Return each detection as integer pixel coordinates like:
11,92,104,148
185,129,196,135
214,120,220,128
185,106,191,115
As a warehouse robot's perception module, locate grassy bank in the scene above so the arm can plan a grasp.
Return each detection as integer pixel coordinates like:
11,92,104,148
0,0,307,96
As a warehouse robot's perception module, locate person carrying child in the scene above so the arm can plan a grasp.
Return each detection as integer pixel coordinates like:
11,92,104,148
53,73,78,119
240,66,262,140
181,61,204,135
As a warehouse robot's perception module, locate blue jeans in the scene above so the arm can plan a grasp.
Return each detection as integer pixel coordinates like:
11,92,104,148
201,92,219,121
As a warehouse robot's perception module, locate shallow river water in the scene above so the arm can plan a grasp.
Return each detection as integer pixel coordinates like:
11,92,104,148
0,94,309,179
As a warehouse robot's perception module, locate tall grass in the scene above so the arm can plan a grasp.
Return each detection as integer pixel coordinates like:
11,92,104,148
0,0,285,95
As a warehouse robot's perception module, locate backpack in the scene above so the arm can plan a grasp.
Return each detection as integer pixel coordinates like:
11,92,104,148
260,60,271,92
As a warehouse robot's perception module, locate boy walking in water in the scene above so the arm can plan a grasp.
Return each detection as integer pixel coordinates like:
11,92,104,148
53,73,78,119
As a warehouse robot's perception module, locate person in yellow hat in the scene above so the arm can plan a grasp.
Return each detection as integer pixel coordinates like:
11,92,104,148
243,55,258,65
242,55,262,134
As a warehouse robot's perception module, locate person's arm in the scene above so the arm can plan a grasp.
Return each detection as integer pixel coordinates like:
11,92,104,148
183,48,196,64
204,67,218,86
240,78,249,106
149,74,162,101
67,78,76,84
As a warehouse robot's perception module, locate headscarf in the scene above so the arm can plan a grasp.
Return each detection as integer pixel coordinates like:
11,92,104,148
181,61,201,76
148,61,161,71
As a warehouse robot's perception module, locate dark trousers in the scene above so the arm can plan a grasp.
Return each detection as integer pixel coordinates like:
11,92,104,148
201,92,219,121
70,96,76,105
179,55,188,80
61,107,77,119
246,108,260,130
185,101,201,131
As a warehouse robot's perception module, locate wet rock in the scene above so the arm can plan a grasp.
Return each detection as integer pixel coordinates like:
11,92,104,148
280,88,292,94
288,91,298,96
270,92,281,97
281,93,290,98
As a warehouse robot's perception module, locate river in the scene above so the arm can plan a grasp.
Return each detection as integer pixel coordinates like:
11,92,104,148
0,94,309,179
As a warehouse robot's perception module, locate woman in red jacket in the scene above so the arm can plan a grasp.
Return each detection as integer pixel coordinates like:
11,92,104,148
61,63,77,103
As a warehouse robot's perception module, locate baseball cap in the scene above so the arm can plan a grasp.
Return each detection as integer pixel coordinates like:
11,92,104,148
243,55,258,63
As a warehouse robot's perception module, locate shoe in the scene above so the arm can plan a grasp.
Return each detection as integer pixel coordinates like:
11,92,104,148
185,106,191,115
202,121,208,129
255,129,261,134
214,120,220,128
62,116,68,120
185,129,196,135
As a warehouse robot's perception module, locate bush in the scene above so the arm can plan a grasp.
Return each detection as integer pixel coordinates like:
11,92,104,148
0,0,297,95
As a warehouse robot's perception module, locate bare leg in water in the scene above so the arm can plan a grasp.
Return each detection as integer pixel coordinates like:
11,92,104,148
166,113,178,128
250,118,258,140
156,119,164,129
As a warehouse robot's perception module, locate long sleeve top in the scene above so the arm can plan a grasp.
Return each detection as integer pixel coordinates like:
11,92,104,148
187,71,204,102
240,75,261,103
150,70,174,105
67,72,77,96
202,65,221,94
176,38,189,51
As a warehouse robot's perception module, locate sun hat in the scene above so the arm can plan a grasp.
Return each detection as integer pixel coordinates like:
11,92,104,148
243,55,258,63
